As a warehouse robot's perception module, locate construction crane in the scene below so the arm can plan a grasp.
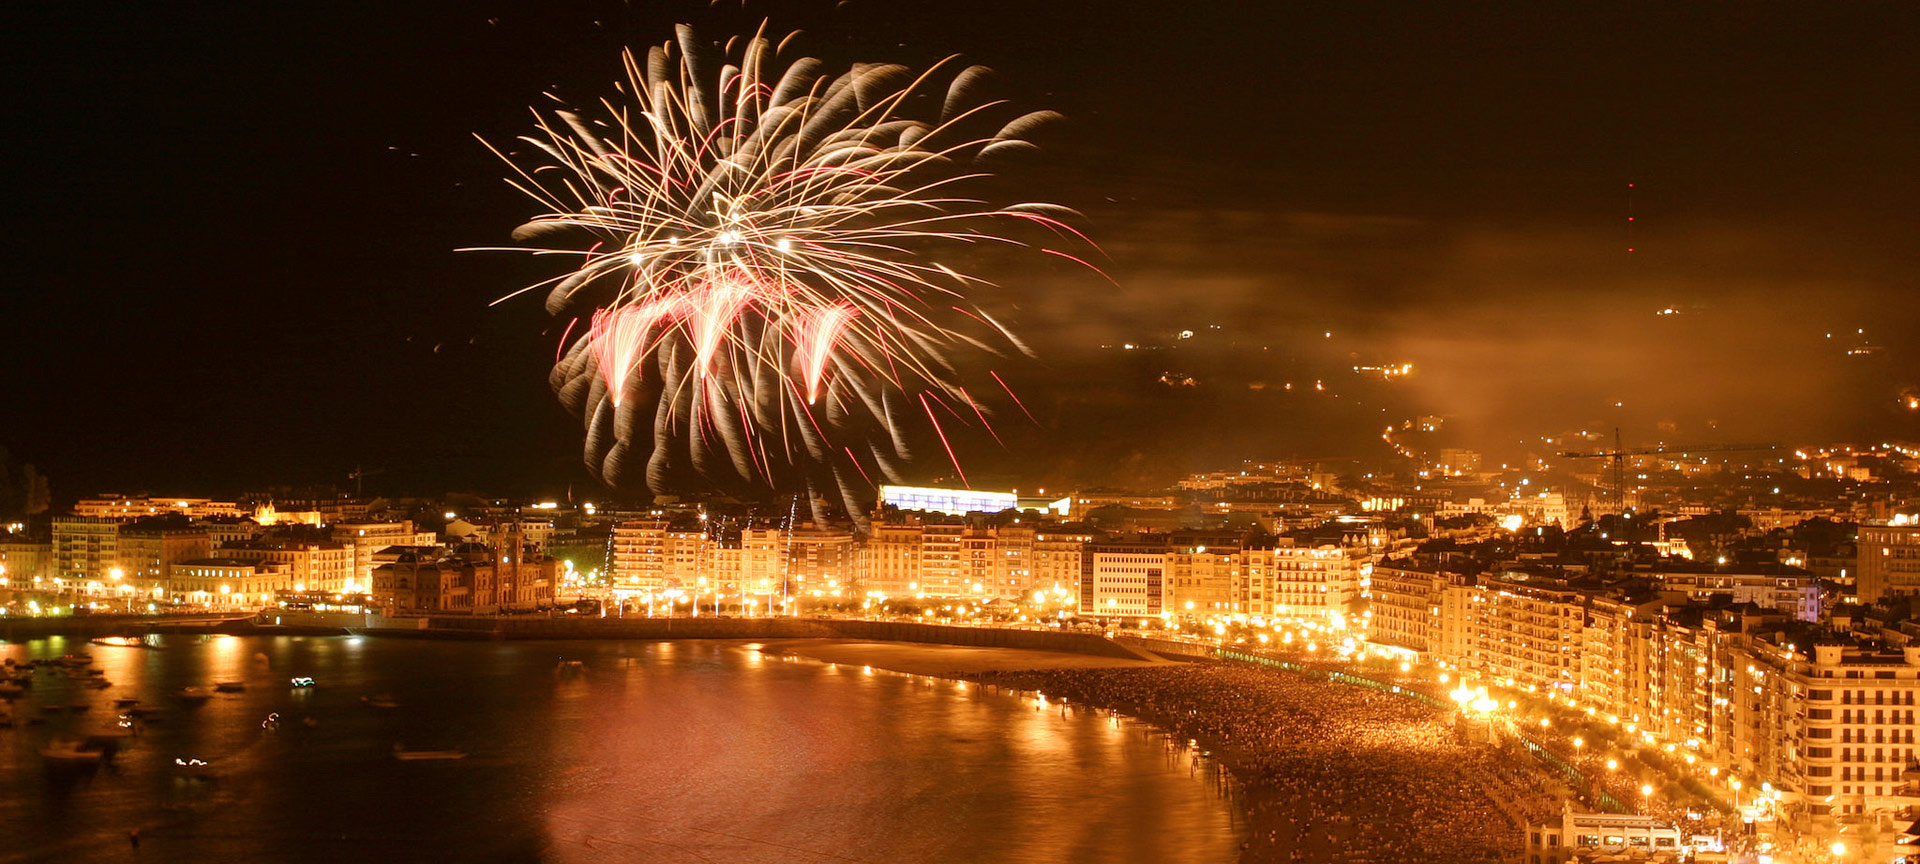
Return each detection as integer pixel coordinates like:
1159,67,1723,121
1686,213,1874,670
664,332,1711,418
347,466,385,497
1559,429,1778,514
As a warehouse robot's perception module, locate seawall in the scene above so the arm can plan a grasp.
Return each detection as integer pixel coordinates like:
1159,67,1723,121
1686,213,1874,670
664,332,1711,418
0,613,242,642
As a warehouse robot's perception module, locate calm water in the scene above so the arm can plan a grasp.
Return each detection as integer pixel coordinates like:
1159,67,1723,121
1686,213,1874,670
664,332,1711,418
0,635,1242,863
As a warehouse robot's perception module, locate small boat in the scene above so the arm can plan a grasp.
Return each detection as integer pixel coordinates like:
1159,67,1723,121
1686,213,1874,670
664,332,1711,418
66,703,91,713
113,698,140,708
289,677,316,688
213,681,246,693
89,636,155,649
51,654,93,668
172,757,215,777
393,745,467,761
361,695,399,709
177,687,213,705
84,678,112,690
124,706,162,719
0,683,24,700
40,739,103,765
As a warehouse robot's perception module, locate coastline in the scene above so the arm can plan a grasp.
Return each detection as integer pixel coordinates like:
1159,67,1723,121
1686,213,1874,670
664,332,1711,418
756,639,1277,862
753,638,1529,864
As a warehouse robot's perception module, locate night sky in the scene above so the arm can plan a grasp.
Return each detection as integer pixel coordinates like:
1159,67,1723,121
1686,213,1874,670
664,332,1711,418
6,1,1917,501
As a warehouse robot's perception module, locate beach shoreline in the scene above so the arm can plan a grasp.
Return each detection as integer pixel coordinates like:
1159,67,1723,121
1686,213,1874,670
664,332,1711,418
745,638,1534,864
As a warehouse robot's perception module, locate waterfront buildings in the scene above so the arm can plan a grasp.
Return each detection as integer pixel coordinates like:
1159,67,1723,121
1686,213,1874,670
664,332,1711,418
1859,516,1920,604
1525,805,1694,864
1079,541,1169,616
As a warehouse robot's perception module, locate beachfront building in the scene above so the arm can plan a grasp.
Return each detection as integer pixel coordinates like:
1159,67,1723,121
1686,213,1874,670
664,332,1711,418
1078,541,1168,617
1526,806,1693,864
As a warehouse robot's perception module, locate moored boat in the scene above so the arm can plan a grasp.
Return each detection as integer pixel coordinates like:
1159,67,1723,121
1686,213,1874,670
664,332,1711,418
40,739,103,765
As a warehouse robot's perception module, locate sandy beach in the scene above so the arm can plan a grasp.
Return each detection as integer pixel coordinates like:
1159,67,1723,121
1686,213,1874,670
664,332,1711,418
742,640,1551,863
753,637,1172,676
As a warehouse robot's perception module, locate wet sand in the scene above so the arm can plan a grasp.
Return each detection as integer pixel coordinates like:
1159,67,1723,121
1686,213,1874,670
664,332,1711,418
754,638,1171,676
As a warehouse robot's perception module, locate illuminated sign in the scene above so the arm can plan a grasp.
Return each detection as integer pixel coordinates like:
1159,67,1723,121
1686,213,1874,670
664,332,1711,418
879,485,1018,516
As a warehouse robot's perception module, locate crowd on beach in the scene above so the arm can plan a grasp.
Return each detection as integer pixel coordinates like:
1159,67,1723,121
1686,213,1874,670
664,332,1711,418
971,663,1537,864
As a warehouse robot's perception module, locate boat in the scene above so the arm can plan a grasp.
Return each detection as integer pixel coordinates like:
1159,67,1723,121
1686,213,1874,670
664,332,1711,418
84,678,112,690
0,683,24,700
113,698,140,708
89,636,157,649
392,745,467,761
40,739,103,765
289,677,316,688
51,654,93,668
212,681,246,693
361,695,399,709
172,757,215,777
177,687,213,705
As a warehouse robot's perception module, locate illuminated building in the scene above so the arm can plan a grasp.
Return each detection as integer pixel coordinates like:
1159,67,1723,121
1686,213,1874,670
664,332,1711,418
1526,805,1692,864
737,528,787,598
251,503,323,526
610,519,708,592
1648,562,1819,622
785,524,855,595
1365,561,1475,658
1733,637,1920,850
332,521,438,590
1165,545,1241,614
1031,527,1094,594
370,548,448,613
0,534,51,583
218,538,354,593
171,558,287,605
857,520,924,597
72,495,244,520
1858,515,1920,604
51,516,119,583
1078,542,1168,616
878,485,1017,516
117,517,211,596
1463,576,1588,695
438,530,557,611
1243,541,1368,622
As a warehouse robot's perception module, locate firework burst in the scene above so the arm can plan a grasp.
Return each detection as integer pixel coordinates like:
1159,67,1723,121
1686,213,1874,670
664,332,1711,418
483,25,1091,519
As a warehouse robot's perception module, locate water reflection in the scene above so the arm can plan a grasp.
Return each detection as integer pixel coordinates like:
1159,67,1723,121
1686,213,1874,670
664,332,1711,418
0,637,1241,863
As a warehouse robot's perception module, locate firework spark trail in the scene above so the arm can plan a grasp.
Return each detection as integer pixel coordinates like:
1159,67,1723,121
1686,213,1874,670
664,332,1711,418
483,24,1091,519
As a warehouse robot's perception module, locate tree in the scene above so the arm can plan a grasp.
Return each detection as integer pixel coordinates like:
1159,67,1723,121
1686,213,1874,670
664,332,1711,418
0,447,51,521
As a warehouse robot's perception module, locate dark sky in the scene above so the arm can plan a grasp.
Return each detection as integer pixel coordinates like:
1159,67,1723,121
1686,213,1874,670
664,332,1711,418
5,0,1917,500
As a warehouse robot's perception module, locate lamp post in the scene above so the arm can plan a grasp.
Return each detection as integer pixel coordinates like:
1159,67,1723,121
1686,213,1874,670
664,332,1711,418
1472,696,1499,742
